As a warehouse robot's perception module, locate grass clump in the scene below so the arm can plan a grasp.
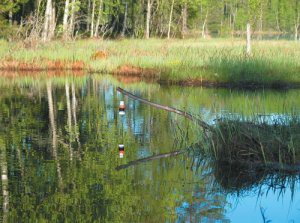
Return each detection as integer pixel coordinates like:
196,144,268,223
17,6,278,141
208,116,300,166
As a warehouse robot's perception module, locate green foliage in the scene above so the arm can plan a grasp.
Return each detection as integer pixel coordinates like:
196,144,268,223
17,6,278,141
0,0,299,39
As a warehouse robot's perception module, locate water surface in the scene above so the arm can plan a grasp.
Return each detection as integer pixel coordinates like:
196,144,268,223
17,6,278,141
0,75,299,222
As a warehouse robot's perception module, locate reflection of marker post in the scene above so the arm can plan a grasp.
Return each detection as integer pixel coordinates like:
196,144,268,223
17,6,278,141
119,101,125,115
119,144,125,158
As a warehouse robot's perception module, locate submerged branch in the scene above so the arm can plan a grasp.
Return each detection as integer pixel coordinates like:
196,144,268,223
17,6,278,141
116,150,185,170
117,87,211,130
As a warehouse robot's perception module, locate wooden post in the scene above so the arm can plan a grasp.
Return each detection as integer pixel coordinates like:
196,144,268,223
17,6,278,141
246,22,251,55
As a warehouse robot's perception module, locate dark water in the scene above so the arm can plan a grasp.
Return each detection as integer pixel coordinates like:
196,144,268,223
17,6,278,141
0,75,300,222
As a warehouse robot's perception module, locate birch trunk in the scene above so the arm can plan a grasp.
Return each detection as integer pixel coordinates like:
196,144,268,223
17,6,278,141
62,0,70,39
202,10,208,38
145,0,152,39
275,9,280,31
69,0,76,37
90,0,96,37
121,2,128,37
167,0,175,39
94,0,103,37
8,0,13,26
182,2,187,39
9,12,12,26
295,12,299,41
42,0,52,41
35,0,41,15
49,2,56,39
295,23,299,41
246,22,251,55
87,0,91,32
259,2,263,40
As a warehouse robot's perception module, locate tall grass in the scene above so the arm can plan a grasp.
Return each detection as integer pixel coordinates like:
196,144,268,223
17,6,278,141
0,39,299,87
209,117,300,166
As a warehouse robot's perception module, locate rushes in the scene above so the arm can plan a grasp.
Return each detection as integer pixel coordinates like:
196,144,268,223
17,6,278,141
205,116,300,166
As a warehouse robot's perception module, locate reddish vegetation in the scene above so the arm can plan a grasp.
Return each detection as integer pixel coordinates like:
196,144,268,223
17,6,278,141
91,50,108,60
113,64,158,77
0,59,86,72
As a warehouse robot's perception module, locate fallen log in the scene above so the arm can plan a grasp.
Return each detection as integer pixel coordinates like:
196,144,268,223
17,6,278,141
117,87,212,131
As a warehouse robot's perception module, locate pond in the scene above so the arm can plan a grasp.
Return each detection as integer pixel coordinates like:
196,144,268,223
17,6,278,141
0,74,299,222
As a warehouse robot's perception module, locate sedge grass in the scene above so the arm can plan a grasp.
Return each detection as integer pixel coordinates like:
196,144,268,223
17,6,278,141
0,38,299,88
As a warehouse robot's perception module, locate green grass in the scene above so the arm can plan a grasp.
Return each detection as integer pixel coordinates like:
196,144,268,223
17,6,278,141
0,38,300,87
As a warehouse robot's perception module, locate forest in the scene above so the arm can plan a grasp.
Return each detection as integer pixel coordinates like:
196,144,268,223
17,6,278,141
0,0,299,41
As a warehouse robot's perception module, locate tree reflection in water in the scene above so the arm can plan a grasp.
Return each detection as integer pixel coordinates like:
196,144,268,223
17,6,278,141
0,75,299,222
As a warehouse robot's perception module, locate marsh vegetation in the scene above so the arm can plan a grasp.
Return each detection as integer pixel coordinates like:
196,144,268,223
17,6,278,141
1,39,300,88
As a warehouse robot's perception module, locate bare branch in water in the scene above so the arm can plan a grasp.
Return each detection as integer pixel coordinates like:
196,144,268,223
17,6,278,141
117,87,212,131
116,150,185,170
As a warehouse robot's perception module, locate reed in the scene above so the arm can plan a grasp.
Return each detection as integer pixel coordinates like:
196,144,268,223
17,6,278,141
209,117,300,166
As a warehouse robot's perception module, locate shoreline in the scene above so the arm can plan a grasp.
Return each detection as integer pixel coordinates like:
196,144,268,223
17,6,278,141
1,67,300,90
1,39,299,90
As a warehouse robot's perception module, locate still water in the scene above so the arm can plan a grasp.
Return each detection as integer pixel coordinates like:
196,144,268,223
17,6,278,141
0,75,299,222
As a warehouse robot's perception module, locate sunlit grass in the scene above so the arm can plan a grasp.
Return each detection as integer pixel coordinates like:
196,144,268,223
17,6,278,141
0,38,299,87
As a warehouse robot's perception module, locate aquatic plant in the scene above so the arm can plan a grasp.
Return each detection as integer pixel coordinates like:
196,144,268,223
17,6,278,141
209,117,300,166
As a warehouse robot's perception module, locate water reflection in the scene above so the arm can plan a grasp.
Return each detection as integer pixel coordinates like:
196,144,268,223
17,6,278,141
0,74,299,222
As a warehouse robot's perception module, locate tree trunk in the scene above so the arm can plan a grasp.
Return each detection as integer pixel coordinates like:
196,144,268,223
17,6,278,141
246,22,251,55
90,0,96,37
9,11,12,26
167,0,175,39
131,0,135,37
295,23,299,41
87,0,91,32
121,2,128,37
49,1,56,39
8,0,13,26
182,2,188,39
42,0,52,41
94,0,103,37
62,0,70,39
35,0,41,14
202,10,208,38
145,0,152,39
259,2,263,40
69,0,76,37
295,10,299,41
275,9,280,32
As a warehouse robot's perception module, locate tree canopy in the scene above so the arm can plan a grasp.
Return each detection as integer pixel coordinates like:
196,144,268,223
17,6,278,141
0,0,299,40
